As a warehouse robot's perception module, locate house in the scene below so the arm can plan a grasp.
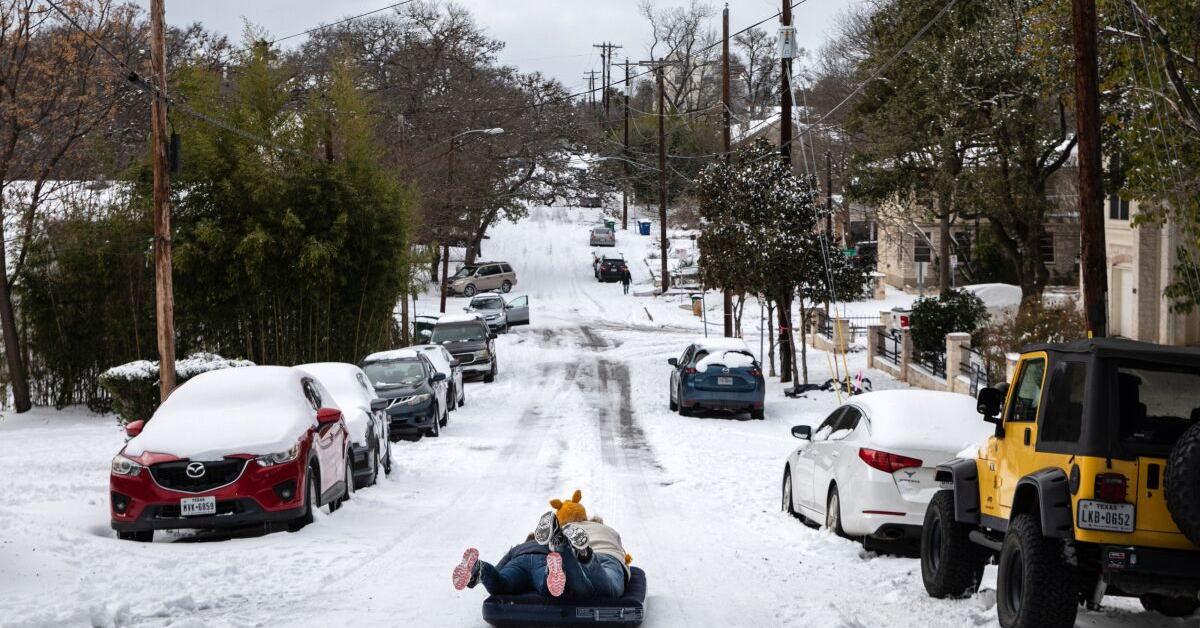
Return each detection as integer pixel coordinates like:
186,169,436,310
1104,195,1200,345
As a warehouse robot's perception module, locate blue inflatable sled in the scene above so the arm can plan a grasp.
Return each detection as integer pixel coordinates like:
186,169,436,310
481,566,647,627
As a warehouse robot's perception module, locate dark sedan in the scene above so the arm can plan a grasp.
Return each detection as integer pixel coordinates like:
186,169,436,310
361,349,448,440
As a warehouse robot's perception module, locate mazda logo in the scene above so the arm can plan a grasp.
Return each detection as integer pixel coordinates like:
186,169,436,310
185,462,206,478
722,367,730,374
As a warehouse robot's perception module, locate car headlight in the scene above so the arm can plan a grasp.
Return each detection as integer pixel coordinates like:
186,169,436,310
486,313,501,319
111,454,144,477
475,349,490,360
396,393,431,407
255,442,302,467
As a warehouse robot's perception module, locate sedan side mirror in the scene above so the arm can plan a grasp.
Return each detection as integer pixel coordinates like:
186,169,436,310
370,398,388,412
317,407,343,424
976,386,1004,423
791,425,812,440
431,372,447,383
489,333,498,340
505,304,513,310
667,358,678,366
125,419,145,438
449,360,461,368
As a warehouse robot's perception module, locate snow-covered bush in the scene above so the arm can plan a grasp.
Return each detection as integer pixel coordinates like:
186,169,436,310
909,289,990,356
99,353,255,424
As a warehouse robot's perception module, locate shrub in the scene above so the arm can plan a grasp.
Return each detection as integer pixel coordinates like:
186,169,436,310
99,353,254,424
908,289,990,355
978,297,1086,375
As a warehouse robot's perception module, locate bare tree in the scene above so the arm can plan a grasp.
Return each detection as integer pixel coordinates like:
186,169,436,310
732,26,777,118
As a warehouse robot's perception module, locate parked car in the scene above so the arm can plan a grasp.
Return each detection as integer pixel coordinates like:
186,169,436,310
110,366,352,542
781,390,992,546
667,338,765,419
413,314,439,343
298,362,391,489
589,226,616,247
596,254,627,283
411,344,465,410
504,295,530,326
465,294,509,332
447,261,517,297
430,314,498,383
360,349,449,440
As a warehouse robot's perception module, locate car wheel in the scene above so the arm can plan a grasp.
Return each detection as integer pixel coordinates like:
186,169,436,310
1141,594,1200,617
447,384,455,412
289,466,318,532
996,514,1078,628
782,467,800,519
427,405,441,437
826,485,846,537
117,530,153,542
921,491,989,598
669,388,678,412
501,280,512,293
369,446,380,487
440,399,448,427
458,387,465,408
463,284,477,297
677,385,693,416
484,362,496,383
382,440,393,476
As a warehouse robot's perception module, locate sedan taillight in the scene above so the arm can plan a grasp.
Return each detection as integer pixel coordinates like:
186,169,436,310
858,448,923,473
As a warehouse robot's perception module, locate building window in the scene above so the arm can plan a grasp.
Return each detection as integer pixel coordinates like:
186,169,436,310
1040,234,1055,263
913,231,931,263
1109,193,1130,221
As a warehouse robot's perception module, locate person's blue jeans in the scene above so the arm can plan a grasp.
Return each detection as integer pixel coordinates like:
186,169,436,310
479,555,550,596
559,551,626,598
622,283,630,294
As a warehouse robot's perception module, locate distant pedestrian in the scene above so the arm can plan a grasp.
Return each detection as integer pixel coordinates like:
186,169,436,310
620,267,631,295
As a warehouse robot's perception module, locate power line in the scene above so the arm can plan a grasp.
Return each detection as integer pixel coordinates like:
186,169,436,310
217,0,420,63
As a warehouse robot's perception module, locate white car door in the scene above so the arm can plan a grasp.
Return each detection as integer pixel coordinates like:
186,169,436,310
812,406,863,515
795,408,844,510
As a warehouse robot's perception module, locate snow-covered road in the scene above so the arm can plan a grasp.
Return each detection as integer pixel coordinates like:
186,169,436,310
0,206,1170,627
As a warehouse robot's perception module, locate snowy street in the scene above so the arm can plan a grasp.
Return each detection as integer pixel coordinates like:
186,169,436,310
0,207,1171,627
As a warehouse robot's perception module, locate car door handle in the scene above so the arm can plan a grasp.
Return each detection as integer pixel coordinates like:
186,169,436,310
1023,428,1031,446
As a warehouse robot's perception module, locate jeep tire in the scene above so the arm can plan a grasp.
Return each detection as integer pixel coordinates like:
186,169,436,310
921,491,989,598
1141,594,1200,618
1165,421,1200,546
996,514,1078,628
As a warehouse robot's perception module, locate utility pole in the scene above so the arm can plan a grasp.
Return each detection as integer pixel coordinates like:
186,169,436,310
594,43,622,119
658,63,669,293
722,3,734,338
150,0,176,402
779,0,794,167
584,70,600,111
825,151,833,237
1073,0,1107,337
615,59,634,231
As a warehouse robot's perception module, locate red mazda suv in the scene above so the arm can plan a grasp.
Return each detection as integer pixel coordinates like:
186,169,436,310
110,366,351,541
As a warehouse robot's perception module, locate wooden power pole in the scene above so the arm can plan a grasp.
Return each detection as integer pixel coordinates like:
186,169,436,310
779,0,793,167
1073,0,1107,337
150,0,176,401
657,64,669,293
722,4,734,338
620,60,633,231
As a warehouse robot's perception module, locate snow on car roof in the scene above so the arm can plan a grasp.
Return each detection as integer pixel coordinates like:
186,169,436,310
696,350,756,372
849,390,994,454
694,337,751,353
125,366,322,461
362,348,420,363
410,344,452,375
297,362,374,446
436,313,485,325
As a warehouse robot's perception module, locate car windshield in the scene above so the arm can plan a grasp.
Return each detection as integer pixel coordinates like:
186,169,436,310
1117,361,1200,448
469,297,504,310
431,324,486,343
361,359,425,389
453,267,476,279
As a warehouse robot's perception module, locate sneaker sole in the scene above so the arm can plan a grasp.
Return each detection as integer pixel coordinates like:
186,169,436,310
452,548,479,591
546,552,566,597
561,525,589,550
534,512,558,546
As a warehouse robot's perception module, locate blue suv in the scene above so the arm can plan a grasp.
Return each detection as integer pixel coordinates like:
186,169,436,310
667,339,765,419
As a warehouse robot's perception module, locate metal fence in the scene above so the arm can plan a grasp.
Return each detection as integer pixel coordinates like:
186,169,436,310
959,345,993,397
818,314,885,341
875,328,901,365
914,350,947,378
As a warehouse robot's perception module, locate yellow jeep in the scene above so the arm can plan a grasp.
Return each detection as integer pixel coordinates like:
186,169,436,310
919,339,1200,628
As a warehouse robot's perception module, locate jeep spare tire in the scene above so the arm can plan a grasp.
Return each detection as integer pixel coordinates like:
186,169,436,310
1166,421,1200,546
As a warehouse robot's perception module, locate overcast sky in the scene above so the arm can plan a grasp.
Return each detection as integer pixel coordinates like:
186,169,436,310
133,0,859,90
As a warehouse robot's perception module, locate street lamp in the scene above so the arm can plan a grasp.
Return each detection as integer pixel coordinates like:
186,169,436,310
440,127,505,313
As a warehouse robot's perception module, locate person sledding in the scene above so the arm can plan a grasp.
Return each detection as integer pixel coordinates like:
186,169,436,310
452,490,631,599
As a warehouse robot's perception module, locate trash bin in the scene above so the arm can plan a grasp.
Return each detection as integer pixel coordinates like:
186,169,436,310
691,295,703,317
604,220,616,231
638,220,651,236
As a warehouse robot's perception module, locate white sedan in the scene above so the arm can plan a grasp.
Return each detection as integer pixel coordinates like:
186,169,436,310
781,390,993,543
411,344,465,410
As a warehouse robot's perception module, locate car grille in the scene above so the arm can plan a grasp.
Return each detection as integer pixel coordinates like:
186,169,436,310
451,352,477,365
150,458,247,494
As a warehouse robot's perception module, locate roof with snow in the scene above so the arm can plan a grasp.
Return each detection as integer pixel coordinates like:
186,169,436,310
694,337,752,353
362,348,420,362
437,313,485,325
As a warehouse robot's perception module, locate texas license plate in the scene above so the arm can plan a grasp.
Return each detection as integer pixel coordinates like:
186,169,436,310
180,496,216,517
1077,500,1135,533
718,377,734,385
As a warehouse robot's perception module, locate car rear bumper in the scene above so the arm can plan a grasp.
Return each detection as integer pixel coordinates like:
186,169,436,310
680,389,764,410
838,467,932,537
1103,545,1200,598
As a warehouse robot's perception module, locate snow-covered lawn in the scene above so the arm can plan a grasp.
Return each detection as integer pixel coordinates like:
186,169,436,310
0,205,1163,627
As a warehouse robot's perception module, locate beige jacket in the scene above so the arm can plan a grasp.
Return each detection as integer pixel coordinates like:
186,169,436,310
575,521,629,577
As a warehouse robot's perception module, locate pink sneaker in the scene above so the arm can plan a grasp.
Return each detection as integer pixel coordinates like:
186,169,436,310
452,548,480,590
545,551,566,597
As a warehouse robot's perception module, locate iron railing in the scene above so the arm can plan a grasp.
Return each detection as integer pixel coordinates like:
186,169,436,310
914,350,947,378
875,328,901,365
959,345,993,396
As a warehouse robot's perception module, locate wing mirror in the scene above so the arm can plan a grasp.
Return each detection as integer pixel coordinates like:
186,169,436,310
976,386,1004,425
419,330,432,339
489,333,498,340
449,360,461,368
431,372,447,383
317,407,343,424
667,358,678,366
505,304,513,310
791,425,812,440
370,398,388,412
125,419,145,438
